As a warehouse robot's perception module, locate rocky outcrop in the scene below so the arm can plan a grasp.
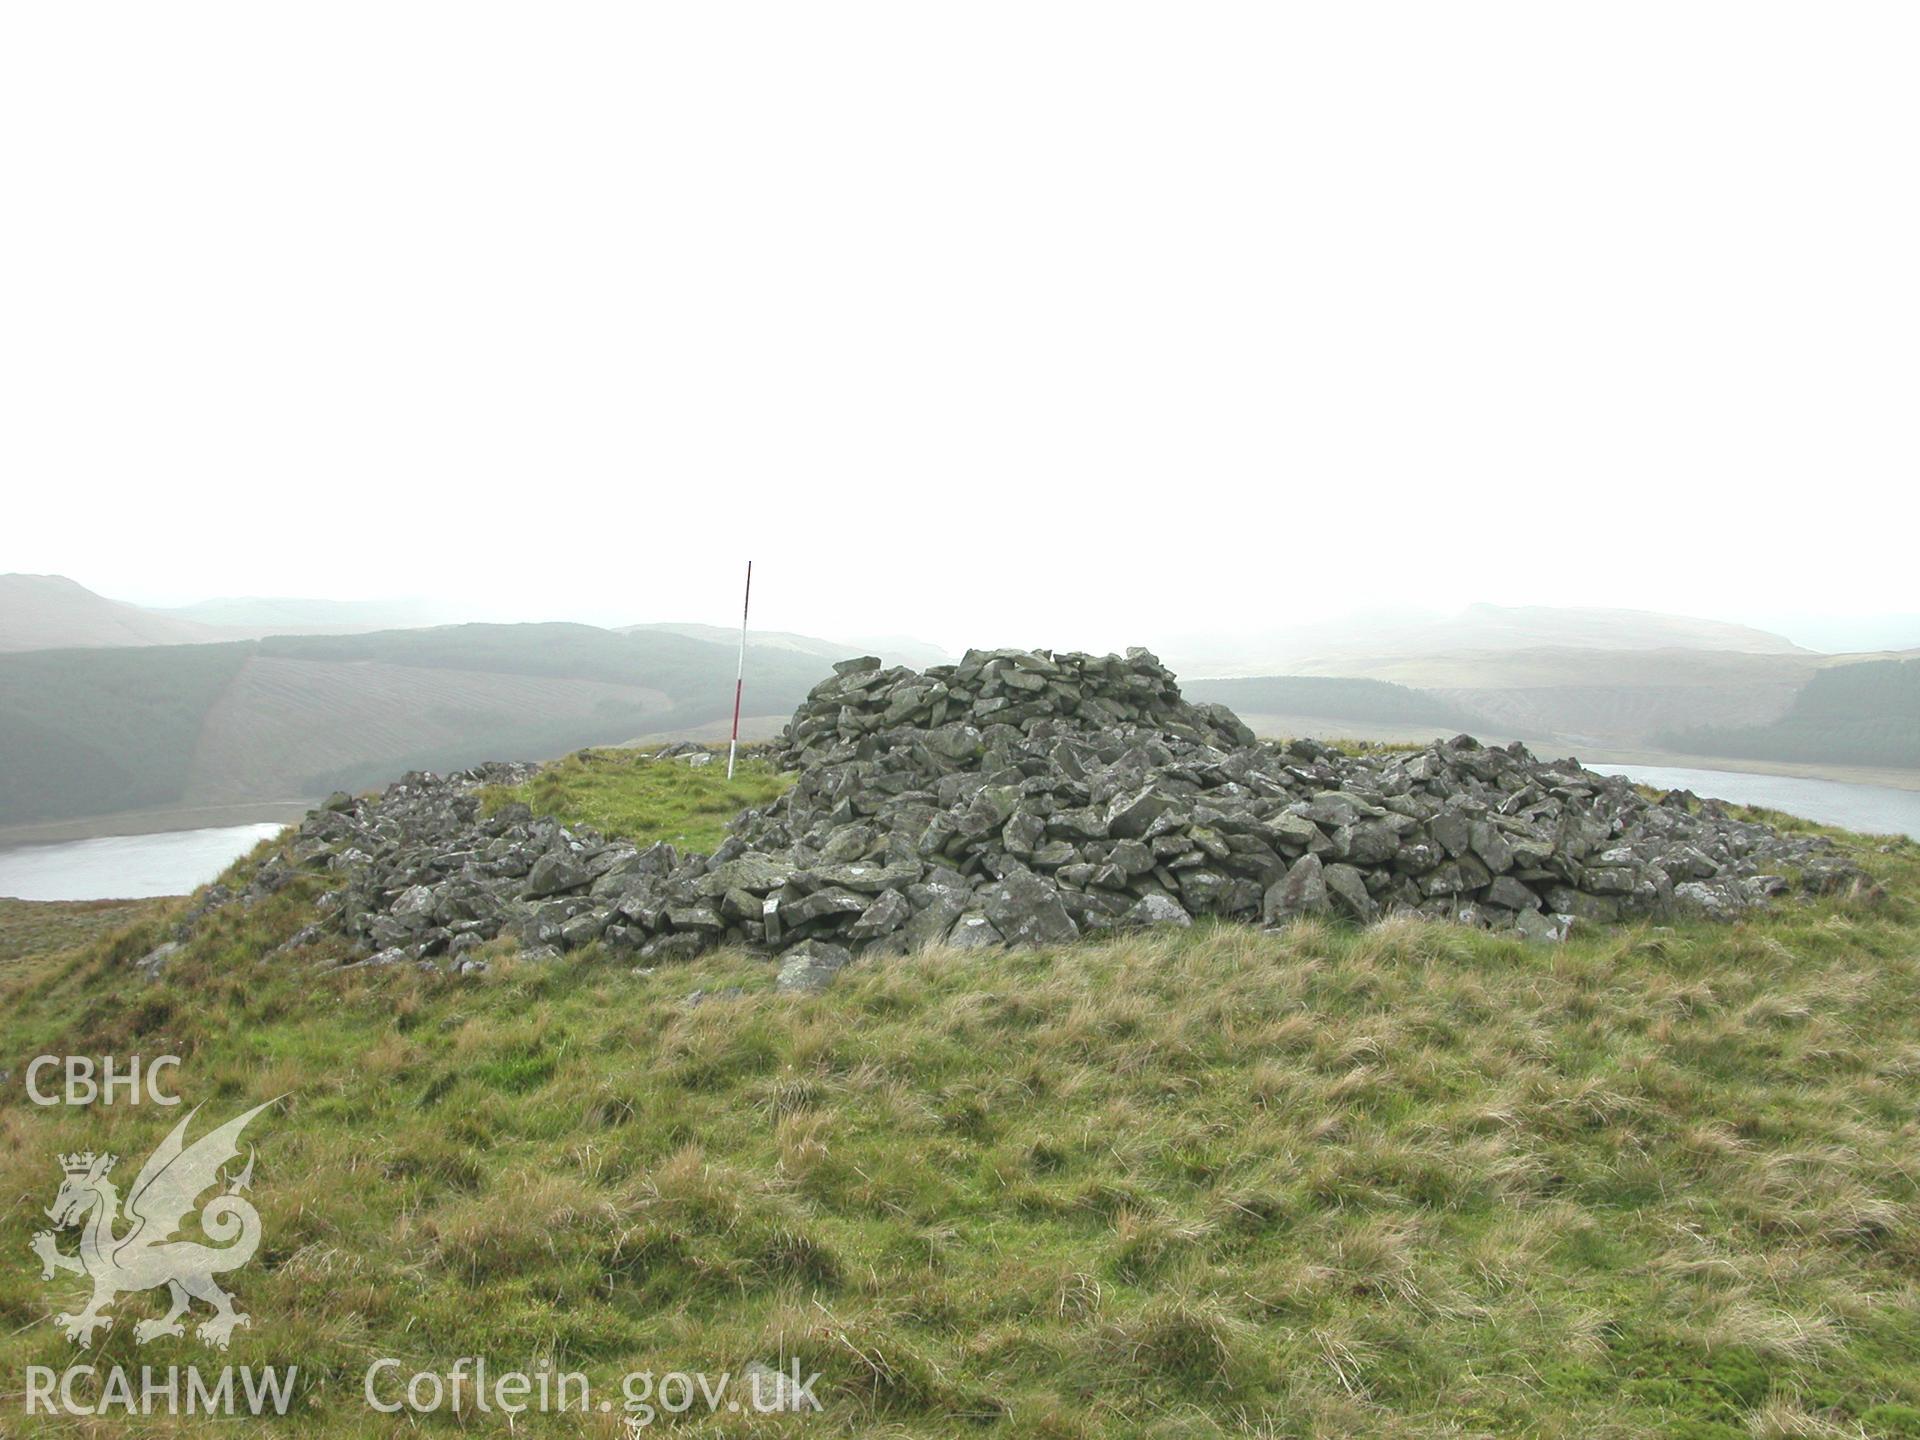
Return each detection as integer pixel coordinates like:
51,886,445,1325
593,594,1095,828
198,649,1865,975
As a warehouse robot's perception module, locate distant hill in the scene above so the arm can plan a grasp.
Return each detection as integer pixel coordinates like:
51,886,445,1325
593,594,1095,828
1159,606,1918,753
623,622,950,670
1657,657,1920,768
1433,604,1806,655
8,585,1913,829
0,623,842,827
1741,613,1920,654
150,594,458,633
1180,675,1486,732
1170,603,1807,677
0,574,462,652
0,573,223,651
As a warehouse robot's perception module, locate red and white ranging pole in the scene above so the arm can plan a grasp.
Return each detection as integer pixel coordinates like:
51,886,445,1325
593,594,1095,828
727,560,752,780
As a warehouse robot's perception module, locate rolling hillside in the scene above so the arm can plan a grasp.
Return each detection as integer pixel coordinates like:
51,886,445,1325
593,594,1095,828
0,575,463,651
0,573,223,651
1169,603,1810,677
1167,607,1919,755
148,593,456,633
0,624,840,828
624,623,951,670
1658,657,1920,768
6,582,1914,835
1179,674,1486,733
1157,607,1903,753
1,760,1915,1436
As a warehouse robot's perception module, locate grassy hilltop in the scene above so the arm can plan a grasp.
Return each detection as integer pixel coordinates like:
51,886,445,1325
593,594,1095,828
3,758,1920,1436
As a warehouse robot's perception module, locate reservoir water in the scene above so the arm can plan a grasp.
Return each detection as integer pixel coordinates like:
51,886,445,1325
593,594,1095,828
1588,764,1920,841
0,823,288,902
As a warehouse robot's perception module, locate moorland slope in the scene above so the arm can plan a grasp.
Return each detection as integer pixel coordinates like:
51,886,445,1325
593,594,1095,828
3,738,1917,1437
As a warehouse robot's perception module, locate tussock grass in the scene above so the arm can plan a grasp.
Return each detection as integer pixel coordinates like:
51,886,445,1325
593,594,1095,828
0,896,164,966
1,778,1919,1434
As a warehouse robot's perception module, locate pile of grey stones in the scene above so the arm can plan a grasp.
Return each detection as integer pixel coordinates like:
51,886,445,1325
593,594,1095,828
195,648,1864,988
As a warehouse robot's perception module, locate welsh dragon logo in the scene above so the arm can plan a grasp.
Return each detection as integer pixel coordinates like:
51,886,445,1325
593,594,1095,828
31,1100,280,1349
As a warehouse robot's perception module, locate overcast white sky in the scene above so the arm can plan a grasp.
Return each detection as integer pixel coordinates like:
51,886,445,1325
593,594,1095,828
2,4,1915,655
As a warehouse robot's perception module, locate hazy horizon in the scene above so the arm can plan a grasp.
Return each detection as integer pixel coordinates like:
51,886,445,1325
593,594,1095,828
17,540,1919,666
8,568,1917,662
4,5,1915,659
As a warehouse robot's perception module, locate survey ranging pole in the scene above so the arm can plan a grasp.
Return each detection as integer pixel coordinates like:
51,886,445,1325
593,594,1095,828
727,561,753,780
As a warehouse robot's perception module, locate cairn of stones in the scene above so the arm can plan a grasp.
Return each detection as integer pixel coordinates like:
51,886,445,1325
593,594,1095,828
164,648,1864,987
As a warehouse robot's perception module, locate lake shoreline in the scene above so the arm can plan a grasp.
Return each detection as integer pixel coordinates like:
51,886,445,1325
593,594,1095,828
1586,762,1919,840
1566,747,1920,794
0,799,314,847
0,822,291,902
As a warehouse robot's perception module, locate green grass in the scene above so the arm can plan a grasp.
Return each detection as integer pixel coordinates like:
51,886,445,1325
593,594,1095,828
0,896,165,966
481,746,793,852
2,762,1919,1436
